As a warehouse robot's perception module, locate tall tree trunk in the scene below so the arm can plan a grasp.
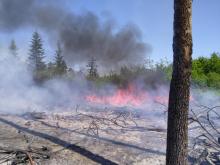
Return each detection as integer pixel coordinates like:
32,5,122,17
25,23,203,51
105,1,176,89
166,0,192,165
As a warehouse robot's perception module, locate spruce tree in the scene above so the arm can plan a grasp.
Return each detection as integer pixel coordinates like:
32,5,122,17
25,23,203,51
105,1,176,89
9,39,18,57
54,43,67,76
87,57,98,79
28,32,45,72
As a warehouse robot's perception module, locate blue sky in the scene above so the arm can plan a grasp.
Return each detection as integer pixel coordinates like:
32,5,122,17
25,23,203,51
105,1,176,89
0,0,219,62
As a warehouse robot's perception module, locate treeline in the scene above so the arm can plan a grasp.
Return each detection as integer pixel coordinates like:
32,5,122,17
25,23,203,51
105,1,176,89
28,32,68,82
95,52,220,90
9,32,69,83
9,31,171,87
191,53,220,89
8,32,220,89
91,63,171,88
159,52,220,90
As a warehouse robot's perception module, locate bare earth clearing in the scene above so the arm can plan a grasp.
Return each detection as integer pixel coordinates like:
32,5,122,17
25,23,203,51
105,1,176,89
0,106,217,165
0,107,167,165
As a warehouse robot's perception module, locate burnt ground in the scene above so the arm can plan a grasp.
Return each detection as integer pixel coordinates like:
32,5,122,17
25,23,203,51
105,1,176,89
0,109,167,165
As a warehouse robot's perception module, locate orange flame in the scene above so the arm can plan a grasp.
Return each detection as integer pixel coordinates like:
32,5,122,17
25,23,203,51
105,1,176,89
85,84,169,107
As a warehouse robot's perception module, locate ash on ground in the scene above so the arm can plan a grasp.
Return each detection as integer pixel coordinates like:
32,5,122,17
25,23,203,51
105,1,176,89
0,106,218,165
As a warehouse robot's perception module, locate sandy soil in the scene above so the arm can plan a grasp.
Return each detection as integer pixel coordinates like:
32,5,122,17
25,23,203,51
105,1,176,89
0,108,167,165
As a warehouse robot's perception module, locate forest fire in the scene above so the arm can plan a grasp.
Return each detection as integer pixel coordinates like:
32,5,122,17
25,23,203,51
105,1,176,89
85,84,169,107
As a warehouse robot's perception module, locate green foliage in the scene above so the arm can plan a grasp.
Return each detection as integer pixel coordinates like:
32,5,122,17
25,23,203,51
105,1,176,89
28,32,47,83
28,34,69,82
54,43,67,76
155,58,172,80
24,31,220,90
191,53,220,89
92,64,168,88
28,32,46,72
207,72,220,88
152,53,220,90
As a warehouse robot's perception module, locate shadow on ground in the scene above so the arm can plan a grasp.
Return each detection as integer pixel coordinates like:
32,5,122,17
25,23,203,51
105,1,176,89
39,120,166,156
0,117,118,165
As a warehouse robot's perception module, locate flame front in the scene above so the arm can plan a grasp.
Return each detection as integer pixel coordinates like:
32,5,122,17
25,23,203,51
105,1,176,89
85,84,169,107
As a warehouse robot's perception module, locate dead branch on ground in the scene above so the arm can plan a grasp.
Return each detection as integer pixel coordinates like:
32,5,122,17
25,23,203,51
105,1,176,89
189,105,220,164
0,146,51,165
74,107,138,136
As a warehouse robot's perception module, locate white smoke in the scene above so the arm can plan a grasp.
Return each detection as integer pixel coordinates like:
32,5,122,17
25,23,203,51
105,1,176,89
0,53,87,114
0,51,219,124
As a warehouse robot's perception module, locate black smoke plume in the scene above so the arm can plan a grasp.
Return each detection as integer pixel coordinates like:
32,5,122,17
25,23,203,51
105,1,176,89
0,0,151,70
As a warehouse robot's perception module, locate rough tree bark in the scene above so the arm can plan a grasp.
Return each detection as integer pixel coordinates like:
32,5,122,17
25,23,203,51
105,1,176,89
166,0,192,165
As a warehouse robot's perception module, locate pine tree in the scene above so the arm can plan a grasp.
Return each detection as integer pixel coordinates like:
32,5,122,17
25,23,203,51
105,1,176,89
166,0,193,164
28,32,45,72
54,43,67,76
87,57,98,79
9,39,18,57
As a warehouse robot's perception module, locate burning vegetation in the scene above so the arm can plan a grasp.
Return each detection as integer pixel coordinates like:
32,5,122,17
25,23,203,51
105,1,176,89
0,0,220,165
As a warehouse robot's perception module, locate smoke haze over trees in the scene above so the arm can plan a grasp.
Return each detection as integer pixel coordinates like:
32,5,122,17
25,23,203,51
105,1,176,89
54,43,67,76
0,0,151,71
0,0,219,115
9,39,18,57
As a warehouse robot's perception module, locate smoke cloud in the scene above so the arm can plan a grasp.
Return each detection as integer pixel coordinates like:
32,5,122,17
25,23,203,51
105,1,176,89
0,0,151,70
0,0,219,118
0,53,86,114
